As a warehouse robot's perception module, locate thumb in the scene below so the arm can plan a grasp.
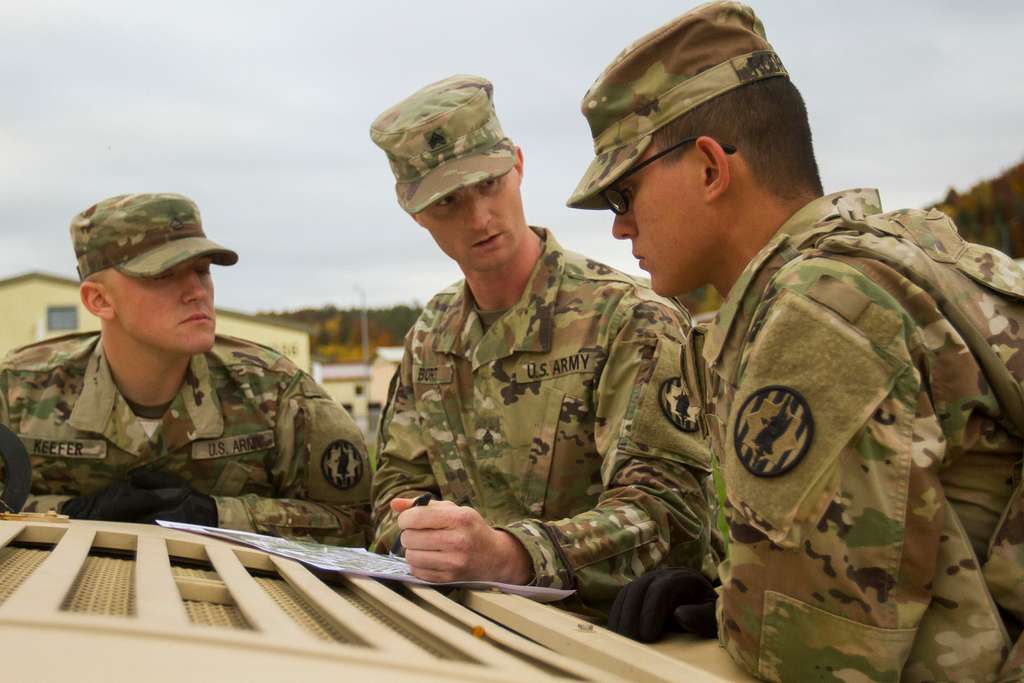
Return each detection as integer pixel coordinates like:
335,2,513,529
390,497,419,514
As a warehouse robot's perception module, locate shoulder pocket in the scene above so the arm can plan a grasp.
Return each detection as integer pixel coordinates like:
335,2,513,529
725,290,899,547
623,338,710,471
956,242,1024,302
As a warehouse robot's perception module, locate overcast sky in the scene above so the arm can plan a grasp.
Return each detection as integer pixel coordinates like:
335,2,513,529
3,1,1022,313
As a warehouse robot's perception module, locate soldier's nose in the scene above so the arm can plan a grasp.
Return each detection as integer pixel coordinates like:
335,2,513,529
612,214,636,240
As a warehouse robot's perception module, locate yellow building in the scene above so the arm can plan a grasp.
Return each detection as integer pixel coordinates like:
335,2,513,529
317,362,371,437
317,346,403,444
0,271,312,371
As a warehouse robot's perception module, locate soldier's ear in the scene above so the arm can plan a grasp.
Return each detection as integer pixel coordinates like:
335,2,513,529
695,135,732,204
512,146,524,182
80,277,116,321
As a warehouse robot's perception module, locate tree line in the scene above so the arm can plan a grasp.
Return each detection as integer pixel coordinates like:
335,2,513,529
270,304,422,362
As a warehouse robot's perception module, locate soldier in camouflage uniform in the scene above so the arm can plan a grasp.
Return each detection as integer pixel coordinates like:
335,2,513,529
570,2,1024,680
0,193,370,546
368,75,714,616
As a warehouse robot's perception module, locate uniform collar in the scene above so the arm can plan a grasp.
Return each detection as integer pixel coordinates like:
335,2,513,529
702,189,883,380
434,227,562,370
69,339,224,455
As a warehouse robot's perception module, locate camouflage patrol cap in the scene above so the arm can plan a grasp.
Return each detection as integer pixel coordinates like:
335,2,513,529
370,75,515,214
71,193,238,279
567,1,787,209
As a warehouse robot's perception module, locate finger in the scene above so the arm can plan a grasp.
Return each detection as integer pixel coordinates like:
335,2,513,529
608,586,626,633
673,601,718,639
638,572,681,642
404,548,464,575
608,570,662,642
617,577,655,641
399,528,465,553
407,567,457,584
389,496,453,514
390,497,419,514
398,503,472,531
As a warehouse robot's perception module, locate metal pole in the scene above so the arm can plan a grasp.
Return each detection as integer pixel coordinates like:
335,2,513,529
353,285,371,437
355,285,369,365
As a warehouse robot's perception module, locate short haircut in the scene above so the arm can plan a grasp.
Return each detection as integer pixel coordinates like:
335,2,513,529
652,77,823,200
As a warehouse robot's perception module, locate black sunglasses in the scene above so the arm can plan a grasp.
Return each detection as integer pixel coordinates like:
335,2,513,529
601,136,737,215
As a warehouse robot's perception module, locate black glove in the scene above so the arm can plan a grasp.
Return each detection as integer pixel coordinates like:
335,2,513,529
129,469,218,527
60,480,171,521
607,567,719,642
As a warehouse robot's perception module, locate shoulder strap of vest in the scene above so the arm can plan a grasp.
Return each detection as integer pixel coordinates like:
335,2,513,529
815,211,1024,440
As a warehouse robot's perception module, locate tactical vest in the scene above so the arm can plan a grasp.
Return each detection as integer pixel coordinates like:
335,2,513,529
796,202,1024,671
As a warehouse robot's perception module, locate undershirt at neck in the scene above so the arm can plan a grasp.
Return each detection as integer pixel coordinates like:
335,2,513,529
124,397,172,420
476,307,508,332
124,396,171,439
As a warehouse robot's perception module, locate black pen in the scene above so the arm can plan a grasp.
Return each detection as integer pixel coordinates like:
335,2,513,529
390,492,437,557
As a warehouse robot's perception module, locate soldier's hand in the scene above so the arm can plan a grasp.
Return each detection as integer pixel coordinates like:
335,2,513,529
392,498,532,584
607,567,718,642
130,469,218,527
60,480,170,522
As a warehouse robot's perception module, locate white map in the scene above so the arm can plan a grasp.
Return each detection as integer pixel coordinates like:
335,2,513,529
157,520,574,603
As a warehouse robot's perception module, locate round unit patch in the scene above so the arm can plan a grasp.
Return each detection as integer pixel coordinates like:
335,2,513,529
659,378,701,433
733,385,814,478
320,440,365,490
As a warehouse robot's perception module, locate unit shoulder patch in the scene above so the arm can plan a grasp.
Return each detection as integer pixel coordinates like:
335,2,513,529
320,439,365,490
733,385,814,478
658,377,701,433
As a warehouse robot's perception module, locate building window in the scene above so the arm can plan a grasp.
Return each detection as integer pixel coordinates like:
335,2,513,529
355,384,365,396
47,306,78,331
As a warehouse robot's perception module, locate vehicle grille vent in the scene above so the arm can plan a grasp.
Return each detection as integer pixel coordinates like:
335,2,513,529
0,546,47,605
255,575,350,643
61,554,136,616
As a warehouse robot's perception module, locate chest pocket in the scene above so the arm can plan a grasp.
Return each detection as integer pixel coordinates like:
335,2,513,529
19,434,109,497
190,430,276,497
483,384,584,519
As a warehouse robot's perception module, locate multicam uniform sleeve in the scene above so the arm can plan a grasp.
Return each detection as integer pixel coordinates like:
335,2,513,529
368,348,440,553
500,297,714,610
0,367,65,514
716,257,1006,681
213,373,371,547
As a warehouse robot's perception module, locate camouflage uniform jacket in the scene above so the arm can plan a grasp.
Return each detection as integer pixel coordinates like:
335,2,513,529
372,228,713,615
701,189,1024,681
0,333,370,546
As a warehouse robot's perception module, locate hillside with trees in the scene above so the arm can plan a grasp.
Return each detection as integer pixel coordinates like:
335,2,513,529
270,304,421,362
933,160,1024,258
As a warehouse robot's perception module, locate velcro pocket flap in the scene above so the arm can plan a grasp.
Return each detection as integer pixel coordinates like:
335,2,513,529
624,338,710,471
725,290,897,547
957,243,1024,302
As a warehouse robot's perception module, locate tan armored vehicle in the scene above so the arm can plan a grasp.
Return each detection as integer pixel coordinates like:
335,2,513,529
0,434,750,682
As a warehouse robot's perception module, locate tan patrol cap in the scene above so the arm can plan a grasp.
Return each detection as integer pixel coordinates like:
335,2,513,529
71,193,238,279
370,75,515,214
567,1,787,209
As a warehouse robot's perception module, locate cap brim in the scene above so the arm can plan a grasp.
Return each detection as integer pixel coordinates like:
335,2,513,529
566,136,653,210
398,141,516,214
117,236,239,278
